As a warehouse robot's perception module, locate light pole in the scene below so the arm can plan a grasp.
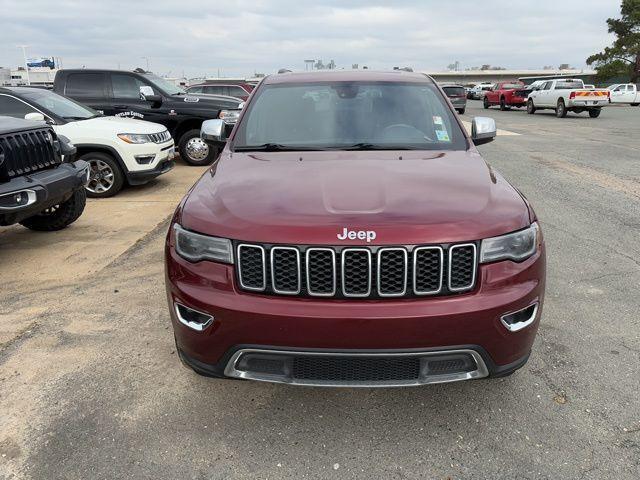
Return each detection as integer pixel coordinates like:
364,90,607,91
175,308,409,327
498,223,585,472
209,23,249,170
17,45,30,85
141,57,150,71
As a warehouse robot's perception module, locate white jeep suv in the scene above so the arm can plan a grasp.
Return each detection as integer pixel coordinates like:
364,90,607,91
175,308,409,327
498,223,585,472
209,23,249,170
0,87,175,197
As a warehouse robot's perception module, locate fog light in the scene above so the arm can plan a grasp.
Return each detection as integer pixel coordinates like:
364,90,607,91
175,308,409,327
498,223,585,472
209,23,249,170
501,302,539,332
0,189,37,209
135,154,156,165
236,353,291,376
174,303,214,331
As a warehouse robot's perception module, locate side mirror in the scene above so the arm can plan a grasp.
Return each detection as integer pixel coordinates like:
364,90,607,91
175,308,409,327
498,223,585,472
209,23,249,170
25,112,46,122
471,117,496,146
139,85,162,104
201,119,226,144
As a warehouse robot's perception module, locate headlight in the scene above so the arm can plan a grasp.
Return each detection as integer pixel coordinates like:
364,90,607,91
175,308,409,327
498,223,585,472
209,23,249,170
118,133,152,144
218,109,241,123
174,224,233,264
480,222,539,263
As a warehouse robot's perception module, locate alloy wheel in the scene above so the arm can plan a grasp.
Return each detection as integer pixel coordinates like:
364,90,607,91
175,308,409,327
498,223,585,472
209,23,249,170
87,159,115,194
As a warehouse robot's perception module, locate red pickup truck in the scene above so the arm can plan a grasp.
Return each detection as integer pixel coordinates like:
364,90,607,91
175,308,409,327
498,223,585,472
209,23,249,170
483,81,531,110
166,71,546,387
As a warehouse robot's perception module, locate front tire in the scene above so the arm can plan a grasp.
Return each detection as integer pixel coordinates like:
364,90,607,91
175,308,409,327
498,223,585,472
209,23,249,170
631,103,639,107
457,108,466,115
527,99,536,114
483,97,490,109
82,152,124,198
556,99,567,118
20,189,86,231
179,129,218,166
588,108,601,118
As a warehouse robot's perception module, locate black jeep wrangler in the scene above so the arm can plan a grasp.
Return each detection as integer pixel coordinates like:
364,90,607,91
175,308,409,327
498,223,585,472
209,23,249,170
53,69,243,166
0,117,89,231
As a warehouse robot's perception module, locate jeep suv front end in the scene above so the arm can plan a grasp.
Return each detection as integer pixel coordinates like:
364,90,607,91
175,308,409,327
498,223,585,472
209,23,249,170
165,71,546,387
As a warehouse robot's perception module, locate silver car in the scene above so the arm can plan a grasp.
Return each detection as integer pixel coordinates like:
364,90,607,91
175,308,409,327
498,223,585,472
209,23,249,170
442,84,467,114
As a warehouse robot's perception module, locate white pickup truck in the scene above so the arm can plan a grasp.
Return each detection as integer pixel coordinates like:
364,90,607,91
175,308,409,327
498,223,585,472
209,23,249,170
526,78,610,118
608,83,640,106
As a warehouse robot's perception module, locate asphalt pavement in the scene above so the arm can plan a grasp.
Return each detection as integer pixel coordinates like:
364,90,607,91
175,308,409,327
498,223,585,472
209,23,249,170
0,102,639,479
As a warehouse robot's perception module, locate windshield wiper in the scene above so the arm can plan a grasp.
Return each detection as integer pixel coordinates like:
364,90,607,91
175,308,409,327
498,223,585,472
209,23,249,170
233,143,328,152
62,116,92,121
339,143,426,151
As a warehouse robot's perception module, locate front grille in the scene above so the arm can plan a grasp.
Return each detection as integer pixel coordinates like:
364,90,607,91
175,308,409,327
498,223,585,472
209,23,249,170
292,356,421,382
0,128,60,181
149,130,172,144
236,242,477,299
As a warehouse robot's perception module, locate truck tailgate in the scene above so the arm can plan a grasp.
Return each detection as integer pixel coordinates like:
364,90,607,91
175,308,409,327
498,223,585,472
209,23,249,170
570,90,609,106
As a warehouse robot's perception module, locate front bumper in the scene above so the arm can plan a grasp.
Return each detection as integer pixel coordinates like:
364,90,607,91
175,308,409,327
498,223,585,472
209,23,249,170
127,159,174,185
166,236,546,385
0,161,89,226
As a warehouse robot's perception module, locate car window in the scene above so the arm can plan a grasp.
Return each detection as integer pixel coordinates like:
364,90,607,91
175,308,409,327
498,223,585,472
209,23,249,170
19,88,98,120
501,83,524,89
65,73,106,97
555,81,583,90
112,74,148,99
442,86,465,97
229,86,247,97
204,86,223,95
187,86,203,94
0,94,38,118
233,82,467,151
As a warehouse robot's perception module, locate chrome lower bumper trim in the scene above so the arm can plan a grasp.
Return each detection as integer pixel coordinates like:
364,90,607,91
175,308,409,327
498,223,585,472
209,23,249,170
223,348,489,388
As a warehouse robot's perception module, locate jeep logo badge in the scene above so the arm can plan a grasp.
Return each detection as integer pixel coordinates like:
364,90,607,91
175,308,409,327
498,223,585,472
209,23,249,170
337,227,377,243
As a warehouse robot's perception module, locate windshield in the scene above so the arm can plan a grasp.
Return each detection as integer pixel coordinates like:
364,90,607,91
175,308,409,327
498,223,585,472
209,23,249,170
555,81,583,90
502,83,524,89
20,88,98,120
233,82,467,151
143,74,185,95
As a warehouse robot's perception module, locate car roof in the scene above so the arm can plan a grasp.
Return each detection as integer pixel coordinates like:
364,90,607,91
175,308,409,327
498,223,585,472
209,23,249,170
262,70,434,85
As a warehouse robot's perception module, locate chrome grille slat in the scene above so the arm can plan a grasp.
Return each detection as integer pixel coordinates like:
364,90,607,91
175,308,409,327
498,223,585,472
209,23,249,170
237,244,266,291
413,246,444,295
341,248,372,297
270,247,301,295
377,248,408,297
235,243,477,298
448,244,477,292
306,248,336,296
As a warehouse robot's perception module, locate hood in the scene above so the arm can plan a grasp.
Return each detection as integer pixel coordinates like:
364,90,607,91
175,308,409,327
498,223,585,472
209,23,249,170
66,116,167,134
169,94,242,110
181,150,531,245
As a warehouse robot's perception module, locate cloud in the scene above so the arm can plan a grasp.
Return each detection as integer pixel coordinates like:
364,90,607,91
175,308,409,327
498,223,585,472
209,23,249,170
0,0,620,78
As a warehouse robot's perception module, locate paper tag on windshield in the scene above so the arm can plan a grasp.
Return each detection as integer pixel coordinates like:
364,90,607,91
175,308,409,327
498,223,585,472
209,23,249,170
433,116,443,125
436,130,450,142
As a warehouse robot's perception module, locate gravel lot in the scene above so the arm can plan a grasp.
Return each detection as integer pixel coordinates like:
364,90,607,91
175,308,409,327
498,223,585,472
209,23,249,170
1,103,639,479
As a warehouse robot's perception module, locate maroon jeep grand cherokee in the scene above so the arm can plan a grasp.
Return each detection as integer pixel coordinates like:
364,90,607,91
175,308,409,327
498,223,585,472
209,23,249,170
165,71,546,387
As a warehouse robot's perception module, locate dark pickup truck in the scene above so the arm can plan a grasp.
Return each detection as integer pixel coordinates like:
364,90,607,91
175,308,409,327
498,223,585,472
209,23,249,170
53,69,242,165
0,117,89,230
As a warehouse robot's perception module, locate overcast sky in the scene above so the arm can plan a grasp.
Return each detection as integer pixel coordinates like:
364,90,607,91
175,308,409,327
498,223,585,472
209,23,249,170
0,0,620,78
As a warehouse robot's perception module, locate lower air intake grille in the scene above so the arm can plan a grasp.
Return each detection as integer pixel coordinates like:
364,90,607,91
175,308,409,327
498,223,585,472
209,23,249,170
292,356,421,382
